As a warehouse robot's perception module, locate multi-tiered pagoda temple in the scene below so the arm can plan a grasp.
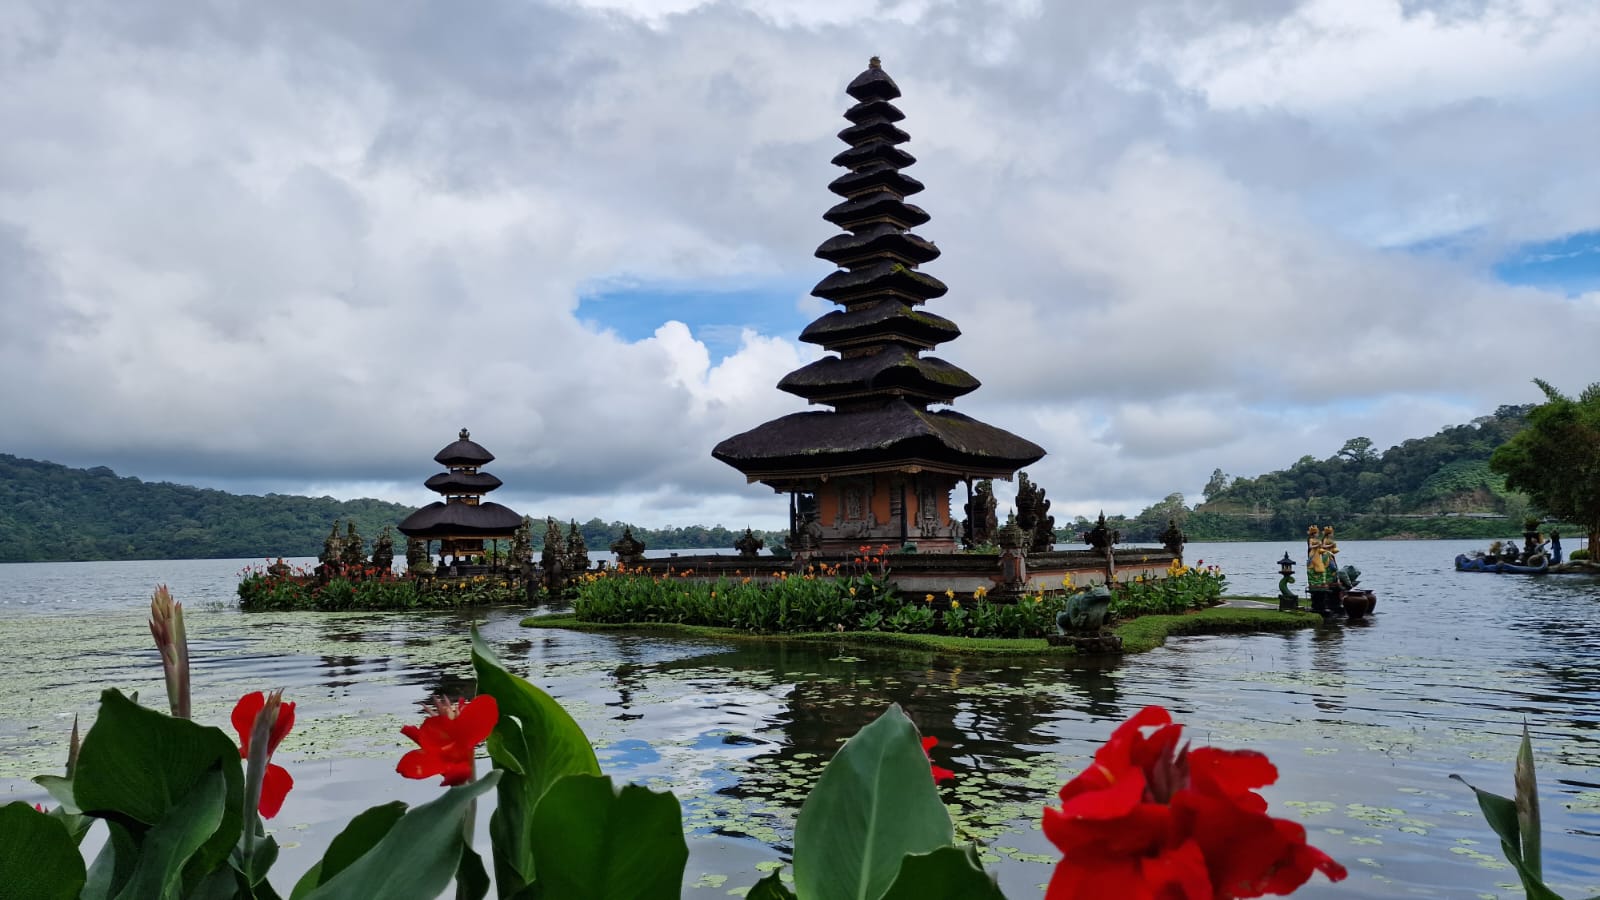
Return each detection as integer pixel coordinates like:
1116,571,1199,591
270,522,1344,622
714,58,1044,554
398,428,523,562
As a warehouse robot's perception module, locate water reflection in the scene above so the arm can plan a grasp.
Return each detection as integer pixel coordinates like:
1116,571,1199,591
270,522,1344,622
3,546,1600,898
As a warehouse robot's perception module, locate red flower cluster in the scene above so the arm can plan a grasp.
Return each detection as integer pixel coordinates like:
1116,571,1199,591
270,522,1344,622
232,692,295,818
398,694,499,786
1043,706,1346,899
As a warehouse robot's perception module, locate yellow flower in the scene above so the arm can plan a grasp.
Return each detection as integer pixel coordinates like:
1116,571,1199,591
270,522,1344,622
849,587,857,596
1061,574,1073,587
1034,595,1042,604
924,593,934,603
974,586,987,599
944,589,955,600
951,599,960,609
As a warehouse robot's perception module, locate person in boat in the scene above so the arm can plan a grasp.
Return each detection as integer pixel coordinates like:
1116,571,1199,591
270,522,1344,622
1550,531,1563,564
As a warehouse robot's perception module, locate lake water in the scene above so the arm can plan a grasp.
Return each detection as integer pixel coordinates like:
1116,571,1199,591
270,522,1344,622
2,542,1597,898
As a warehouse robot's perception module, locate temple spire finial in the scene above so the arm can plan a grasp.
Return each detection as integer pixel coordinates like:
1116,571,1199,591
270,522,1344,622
868,56,881,69
459,427,470,440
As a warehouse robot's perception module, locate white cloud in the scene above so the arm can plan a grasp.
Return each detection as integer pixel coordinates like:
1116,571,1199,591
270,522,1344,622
2,0,1598,534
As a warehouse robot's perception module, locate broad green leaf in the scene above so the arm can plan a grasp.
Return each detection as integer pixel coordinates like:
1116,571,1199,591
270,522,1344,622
456,846,491,900
744,871,797,900
470,629,599,798
33,775,80,813
82,819,138,900
291,801,408,898
793,704,954,900
302,772,499,900
0,802,86,900
114,765,227,900
878,846,1005,900
470,628,600,896
525,774,687,900
1515,725,1542,884
1451,774,1563,900
74,689,244,875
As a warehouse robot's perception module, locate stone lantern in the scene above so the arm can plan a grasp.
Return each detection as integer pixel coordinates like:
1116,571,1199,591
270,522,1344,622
1277,552,1298,611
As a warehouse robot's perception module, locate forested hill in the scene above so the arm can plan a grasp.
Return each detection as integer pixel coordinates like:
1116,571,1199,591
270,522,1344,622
1189,404,1537,538
0,454,779,563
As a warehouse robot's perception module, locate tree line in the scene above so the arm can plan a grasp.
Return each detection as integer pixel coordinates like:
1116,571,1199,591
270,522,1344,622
0,454,781,562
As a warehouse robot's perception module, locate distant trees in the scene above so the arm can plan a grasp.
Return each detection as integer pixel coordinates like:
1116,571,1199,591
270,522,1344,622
1490,380,1600,548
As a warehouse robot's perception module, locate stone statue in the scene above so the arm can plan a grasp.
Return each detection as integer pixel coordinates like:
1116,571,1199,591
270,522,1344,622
735,527,764,558
964,480,999,548
565,520,589,576
509,516,534,568
405,538,431,574
1015,472,1055,552
541,517,567,590
1158,517,1187,562
1049,584,1122,653
610,526,646,567
320,522,344,568
267,557,290,577
1278,567,1297,608
370,526,395,572
1082,512,1121,585
1058,584,1114,632
342,520,367,568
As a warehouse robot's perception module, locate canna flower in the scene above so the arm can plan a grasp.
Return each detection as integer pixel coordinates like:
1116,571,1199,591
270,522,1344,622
398,694,499,786
921,736,956,784
925,593,934,603
974,587,987,599
944,588,955,599
233,691,295,818
950,599,960,609
1042,706,1345,900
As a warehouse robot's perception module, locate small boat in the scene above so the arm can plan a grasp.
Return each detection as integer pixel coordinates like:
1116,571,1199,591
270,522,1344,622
1455,554,1549,575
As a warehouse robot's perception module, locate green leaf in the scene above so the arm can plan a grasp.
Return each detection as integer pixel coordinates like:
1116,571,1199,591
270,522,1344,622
74,689,244,875
744,871,797,900
291,801,408,898
1515,725,1542,884
301,772,499,900
82,820,138,900
113,765,227,900
878,846,1005,900
0,802,87,900
793,704,955,900
456,846,491,900
525,774,687,900
470,628,600,896
1451,774,1563,900
33,774,80,813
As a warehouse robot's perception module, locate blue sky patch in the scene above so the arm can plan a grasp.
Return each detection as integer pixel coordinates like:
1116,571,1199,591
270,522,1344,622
1492,230,1600,294
577,278,817,360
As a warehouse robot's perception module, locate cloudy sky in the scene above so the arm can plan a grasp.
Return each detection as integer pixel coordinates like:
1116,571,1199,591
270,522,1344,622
3,0,1598,530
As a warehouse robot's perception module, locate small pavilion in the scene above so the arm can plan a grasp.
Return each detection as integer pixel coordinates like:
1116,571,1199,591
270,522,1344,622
713,58,1044,554
398,428,523,566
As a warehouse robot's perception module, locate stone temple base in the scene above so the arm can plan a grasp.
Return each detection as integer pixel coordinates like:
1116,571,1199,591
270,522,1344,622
1046,632,1124,653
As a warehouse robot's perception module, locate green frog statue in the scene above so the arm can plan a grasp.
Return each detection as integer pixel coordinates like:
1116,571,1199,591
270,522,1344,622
1050,584,1122,653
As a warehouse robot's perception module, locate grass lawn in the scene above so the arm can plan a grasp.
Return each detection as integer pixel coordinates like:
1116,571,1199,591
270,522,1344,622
521,603,1322,657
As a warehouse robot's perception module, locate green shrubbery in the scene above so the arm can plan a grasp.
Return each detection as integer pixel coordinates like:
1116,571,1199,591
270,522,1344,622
237,563,526,610
572,563,1228,639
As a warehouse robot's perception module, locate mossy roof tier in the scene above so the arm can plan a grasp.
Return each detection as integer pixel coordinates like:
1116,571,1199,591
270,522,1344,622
713,399,1044,481
828,164,925,199
433,428,494,466
799,301,960,348
812,261,947,304
423,471,504,494
397,500,524,538
824,190,930,230
815,223,939,267
778,347,978,403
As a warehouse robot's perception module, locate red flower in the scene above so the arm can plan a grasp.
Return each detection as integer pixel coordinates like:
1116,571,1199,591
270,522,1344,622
921,735,955,784
232,692,295,818
398,694,499,786
1042,706,1345,900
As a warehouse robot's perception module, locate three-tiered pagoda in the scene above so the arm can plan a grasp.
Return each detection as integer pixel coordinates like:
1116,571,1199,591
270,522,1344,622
398,428,524,561
713,58,1044,553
